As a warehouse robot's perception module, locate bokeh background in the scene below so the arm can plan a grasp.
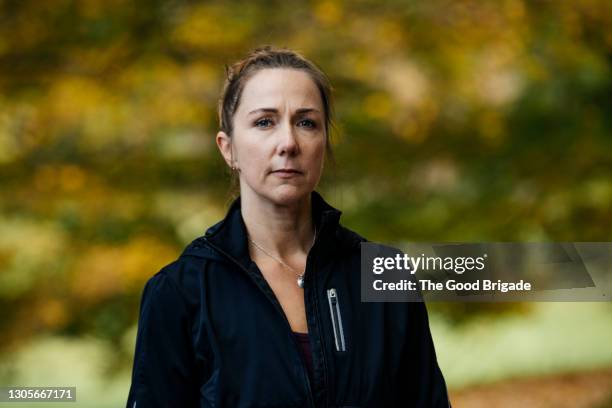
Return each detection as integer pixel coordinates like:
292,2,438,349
1,1,611,407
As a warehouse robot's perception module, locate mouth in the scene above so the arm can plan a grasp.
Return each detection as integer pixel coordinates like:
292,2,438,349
271,168,303,178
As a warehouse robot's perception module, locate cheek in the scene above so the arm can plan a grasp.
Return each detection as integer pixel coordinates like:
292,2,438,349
234,141,270,181
233,135,264,164
304,140,326,177
310,139,326,162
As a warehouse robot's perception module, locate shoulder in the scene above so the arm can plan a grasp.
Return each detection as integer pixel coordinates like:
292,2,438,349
141,238,214,309
139,261,194,314
334,223,368,252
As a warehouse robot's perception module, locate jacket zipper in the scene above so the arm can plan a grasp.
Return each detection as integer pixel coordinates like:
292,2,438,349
202,237,317,408
326,288,346,352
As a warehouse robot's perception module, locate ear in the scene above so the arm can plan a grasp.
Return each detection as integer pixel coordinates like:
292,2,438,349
216,131,234,168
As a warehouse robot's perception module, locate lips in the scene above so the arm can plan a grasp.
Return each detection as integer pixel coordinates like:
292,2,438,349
273,168,301,173
271,168,303,178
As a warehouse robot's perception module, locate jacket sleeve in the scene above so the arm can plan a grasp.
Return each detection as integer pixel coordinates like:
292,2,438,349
401,301,451,407
126,270,200,408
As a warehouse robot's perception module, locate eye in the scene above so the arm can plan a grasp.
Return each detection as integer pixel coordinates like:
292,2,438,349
254,118,274,128
297,119,317,129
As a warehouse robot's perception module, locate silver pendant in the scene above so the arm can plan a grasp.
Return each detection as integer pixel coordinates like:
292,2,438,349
297,275,305,288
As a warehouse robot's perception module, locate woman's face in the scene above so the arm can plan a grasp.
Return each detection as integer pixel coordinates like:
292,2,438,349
217,68,327,206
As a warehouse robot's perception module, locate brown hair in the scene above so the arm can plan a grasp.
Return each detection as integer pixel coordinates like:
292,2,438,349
218,46,335,159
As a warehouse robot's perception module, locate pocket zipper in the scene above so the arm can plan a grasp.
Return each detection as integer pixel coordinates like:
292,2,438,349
327,288,346,352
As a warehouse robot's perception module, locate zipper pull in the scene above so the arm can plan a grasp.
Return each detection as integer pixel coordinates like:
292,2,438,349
327,288,346,352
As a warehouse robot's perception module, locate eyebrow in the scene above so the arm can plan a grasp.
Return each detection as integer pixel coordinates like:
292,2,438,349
247,108,321,116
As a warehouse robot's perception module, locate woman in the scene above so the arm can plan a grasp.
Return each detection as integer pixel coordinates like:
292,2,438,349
126,46,450,408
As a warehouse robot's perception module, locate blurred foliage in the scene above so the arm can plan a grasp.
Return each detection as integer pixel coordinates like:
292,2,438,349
431,302,612,388
0,0,611,375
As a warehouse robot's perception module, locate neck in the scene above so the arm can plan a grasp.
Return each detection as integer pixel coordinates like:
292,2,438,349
240,190,316,258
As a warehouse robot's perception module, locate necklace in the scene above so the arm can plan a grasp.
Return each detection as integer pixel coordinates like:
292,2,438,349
248,226,316,288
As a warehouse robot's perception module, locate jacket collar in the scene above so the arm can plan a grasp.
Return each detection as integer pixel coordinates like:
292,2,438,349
186,191,343,268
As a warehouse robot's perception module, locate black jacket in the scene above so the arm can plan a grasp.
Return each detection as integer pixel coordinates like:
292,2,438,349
126,192,450,407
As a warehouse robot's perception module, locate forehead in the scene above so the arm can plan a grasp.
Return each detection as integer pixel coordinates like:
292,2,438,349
237,68,323,113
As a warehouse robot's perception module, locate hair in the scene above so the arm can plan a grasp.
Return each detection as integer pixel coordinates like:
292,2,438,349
217,45,336,164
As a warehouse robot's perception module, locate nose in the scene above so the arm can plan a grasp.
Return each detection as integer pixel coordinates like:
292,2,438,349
277,122,299,156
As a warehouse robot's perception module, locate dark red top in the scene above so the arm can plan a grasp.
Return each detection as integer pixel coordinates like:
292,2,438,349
292,331,314,385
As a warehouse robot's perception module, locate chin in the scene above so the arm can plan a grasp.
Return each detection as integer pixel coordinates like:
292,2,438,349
266,185,313,206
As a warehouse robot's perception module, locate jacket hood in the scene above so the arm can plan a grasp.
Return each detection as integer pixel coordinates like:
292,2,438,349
180,191,361,268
